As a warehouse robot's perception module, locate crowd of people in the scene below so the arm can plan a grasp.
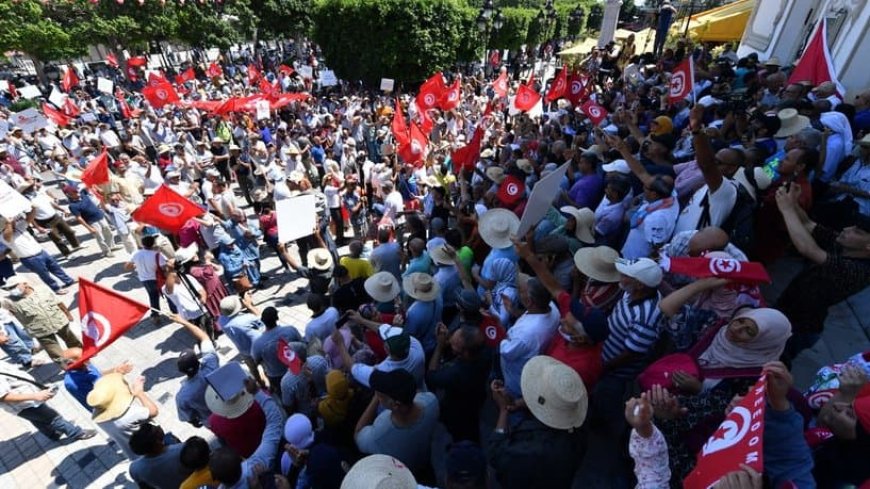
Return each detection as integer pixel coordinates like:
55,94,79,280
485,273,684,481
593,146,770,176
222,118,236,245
0,34,869,489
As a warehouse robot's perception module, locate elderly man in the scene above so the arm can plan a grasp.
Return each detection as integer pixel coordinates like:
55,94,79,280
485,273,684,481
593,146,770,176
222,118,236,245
2,276,80,362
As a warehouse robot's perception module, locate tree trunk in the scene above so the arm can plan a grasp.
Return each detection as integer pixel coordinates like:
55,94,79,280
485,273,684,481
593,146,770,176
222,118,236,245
29,55,47,86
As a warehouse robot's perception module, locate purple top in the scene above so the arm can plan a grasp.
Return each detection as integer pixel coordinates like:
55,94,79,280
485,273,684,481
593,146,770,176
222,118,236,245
567,173,605,210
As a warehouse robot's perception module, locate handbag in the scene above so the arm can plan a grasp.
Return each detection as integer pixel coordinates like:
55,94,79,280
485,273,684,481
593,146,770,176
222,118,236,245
154,251,166,290
233,273,252,293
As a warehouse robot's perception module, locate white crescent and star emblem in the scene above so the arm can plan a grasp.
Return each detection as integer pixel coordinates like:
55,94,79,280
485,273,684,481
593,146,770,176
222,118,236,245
670,72,685,97
158,202,184,217
424,93,436,107
281,345,296,363
484,325,498,340
588,106,602,118
82,312,112,347
701,406,752,455
410,140,423,155
156,89,168,100
571,80,582,94
506,182,519,196
447,91,458,102
709,257,741,275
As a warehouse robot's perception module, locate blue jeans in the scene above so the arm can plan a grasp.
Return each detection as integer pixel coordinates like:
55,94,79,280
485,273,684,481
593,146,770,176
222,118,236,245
0,321,34,366
19,251,74,292
18,403,83,440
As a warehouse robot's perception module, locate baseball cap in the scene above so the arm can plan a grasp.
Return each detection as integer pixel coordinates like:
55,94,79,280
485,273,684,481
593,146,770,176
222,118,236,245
369,368,416,405
177,349,199,376
379,324,410,356
602,159,630,174
614,258,662,287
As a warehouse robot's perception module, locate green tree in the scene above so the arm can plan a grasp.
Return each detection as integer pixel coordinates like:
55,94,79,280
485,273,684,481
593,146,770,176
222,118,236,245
250,0,313,40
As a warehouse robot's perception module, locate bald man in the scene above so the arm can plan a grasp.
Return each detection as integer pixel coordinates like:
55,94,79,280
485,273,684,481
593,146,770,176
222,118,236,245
662,227,749,286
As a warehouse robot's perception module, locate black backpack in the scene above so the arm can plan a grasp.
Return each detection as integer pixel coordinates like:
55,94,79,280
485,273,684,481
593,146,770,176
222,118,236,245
698,178,759,252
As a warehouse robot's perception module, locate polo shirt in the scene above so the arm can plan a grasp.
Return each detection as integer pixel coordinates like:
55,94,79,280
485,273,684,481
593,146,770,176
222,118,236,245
601,291,663,378
64,363,101,410
339,256,374,280
68,191,105,224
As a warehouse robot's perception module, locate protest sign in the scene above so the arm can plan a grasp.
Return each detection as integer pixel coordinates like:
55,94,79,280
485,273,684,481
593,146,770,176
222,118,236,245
276,194,316,243
0,180,33,219
255,99,271,121
298,66,314,79
319,70,338,87
97,77,114,94
11,108,48,134
48,88,67,108
18,85,41,99
517,162,569,237
380,78,395,92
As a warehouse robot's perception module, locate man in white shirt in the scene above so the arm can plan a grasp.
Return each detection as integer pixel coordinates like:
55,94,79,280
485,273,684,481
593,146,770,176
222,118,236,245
20,181,81,258
98,123,122,151
382,181,404,224
124,235,169,322
1,217,75,293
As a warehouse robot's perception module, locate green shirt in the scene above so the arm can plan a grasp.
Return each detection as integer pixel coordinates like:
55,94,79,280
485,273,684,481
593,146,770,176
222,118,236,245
4,286,67,337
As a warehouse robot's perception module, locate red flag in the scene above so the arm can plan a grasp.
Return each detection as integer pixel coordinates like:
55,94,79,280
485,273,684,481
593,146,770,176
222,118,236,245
259,78,278,98
391,98,409,146
7,82,17,99
416,105,434,135
61,67,80,92
80,150,110,187
451,124,484,175
63,98,80,117
580,99,609,126
498,174,525,205
142,82,180,109
206,62,223,78
127,56,147,67
439,78,462,111
684,376,767,489
175,67,196,85
66,278,150,370
106,53,119,68
668,57,694,104
115,90,132,119
247,64,260,85
42,103,72,127
492,72,509,98
147,71,170,87
489,50,501,67
661,256,771,284
416,73,447,112
125,65,139,82
514,83,541,113
787,18,845,97
480,314,506,347
131,185,205,232
277,338,303,374
279,64,295,76
269,93,311,111
397,121,428,166
546,66,568,102
566,72,590,106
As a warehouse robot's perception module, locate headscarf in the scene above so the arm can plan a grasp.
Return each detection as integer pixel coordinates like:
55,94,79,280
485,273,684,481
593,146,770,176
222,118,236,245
820,111,854,150
488,258,518,327
318,370,353,427
651,116,674,136
280,413,315,475
697,308,792,370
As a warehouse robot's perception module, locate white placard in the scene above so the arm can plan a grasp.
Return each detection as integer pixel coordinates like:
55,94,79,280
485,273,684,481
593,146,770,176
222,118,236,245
80,112,98,123
517,162,570,237
0,81,8,92
276,194,316,243
97,77,114,94
255,99,271,121
0,180,33,219
0,120,7,140
11,108,48,134
18,85,42,99
48,88,66,108
319,70,338,87
380,78,395,92
298,66,313,80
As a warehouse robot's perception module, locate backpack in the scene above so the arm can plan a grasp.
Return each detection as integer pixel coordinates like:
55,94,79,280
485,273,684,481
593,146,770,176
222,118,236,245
699,179,758,252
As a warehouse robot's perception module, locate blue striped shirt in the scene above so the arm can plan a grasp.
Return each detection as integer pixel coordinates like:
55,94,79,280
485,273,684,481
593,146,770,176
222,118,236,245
601,291,663,378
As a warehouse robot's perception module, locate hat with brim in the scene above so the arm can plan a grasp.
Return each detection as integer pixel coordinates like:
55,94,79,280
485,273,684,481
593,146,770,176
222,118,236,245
87,373,134,423
516,159,534,174
204,384,254,419
615,257,662,287
402,272,440,302
764,57,781,67
220,295,243,318
157,144,171,154
520,356,588,430
485,166,506,184
429,245,455,266
775,108,810,138
559,206,595,244
2,275,28,290
340,454,417,489
479,208,520,249
573,246,620,283
175,243,198,264
480,148,495,159
364,272,401,303
733,167,772,201
307,248,334,271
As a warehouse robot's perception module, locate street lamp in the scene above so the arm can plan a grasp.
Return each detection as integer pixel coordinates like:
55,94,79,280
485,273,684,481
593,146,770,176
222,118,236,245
493,9,505,31
481,0,494,19
476,12,488,32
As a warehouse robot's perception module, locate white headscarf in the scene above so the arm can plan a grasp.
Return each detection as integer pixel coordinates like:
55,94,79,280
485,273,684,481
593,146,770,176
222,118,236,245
698,308,792,371
820,111,853,150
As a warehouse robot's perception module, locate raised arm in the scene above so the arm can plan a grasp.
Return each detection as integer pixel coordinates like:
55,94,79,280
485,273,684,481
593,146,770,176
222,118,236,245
688,105,724,192
606,133,654,187
775,185,826,264
512,237,564,299
659,278,728,318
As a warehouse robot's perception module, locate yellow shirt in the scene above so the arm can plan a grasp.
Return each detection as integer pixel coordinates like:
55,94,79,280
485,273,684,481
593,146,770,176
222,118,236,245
339,256,374,280
179,468,217,489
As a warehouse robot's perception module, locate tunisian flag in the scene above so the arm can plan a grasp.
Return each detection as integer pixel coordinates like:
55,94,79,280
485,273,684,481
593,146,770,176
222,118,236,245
247,64,261,85
147,71,170,87
439,78,462,111
580,99,609,126
566,72,590,106
391,98,409,146
545,66,568,102
788,18,845,97
514,82,541,113
277,338,303,374
683,375,767,489
142,82,180,109
65,279,150,370
132,185,205,233
480,314,506,347
42,103,72,127
81,150,110,187
659,255,771,284
127,56,148,67
492,72,509,98
397,121,429,167
61,68,80,92
451,124,484,175
416,73,447,111
106,53,119,68
63,98,81,118
668,57,694,104
115,89,132,119
206,62,223,78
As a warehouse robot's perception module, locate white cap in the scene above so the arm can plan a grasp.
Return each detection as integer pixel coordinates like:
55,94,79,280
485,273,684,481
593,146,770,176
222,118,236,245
602,159,630,174
614,258,662,287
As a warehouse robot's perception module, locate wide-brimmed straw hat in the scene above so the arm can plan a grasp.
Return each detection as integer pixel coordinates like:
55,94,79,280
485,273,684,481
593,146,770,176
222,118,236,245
204,384,254,419
516,158,534,174
307,248,334,271
560,206,595,244
364,272,401,303
429,244,455,266
485,166,506,184
774,108,810,138
402,272,441,302
87,373,134,423
573,246,620,283
340,454,417,489
520,356,588,430
220,295,243,318
479,208,520,249
175,243,198,264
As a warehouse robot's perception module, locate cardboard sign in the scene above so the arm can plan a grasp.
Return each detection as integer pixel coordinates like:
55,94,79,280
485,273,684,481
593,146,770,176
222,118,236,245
276,194,316,243
255,99,271,121
0,180,33,219
517,162,569,236
380,78,395,92
97,77,114,94
48,88,66,108
10,108,48,134
17,85,42,99
319,70,338,87
298,66,314,80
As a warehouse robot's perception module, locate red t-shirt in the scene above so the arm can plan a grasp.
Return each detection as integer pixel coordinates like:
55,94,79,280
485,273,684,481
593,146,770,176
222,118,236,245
546,336,603,391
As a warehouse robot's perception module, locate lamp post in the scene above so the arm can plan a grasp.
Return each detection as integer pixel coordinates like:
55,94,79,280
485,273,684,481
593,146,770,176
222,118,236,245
478,4,504,75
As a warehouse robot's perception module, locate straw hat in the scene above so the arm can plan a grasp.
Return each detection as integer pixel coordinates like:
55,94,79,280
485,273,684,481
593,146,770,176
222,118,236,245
516,158,534,174
478,208,520,249
774,108,810,138
764,57,781,67
364,272,401,303
520,356,588,430
485,166,506,184
204,384,254,419
560,206,595,244
429,244,455,266
87,373,134,423
340,454,417,489
175,243,198,264
402,273,441,302
480,148,495,159
220,295,243,318
573,246,620,283
307,248,334,271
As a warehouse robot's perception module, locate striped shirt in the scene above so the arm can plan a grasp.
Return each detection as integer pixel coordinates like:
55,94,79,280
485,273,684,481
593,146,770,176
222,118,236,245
601,291,663,378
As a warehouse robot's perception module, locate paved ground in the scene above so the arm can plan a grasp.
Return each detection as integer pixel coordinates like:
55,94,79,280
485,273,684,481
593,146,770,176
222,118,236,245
0,194,868,488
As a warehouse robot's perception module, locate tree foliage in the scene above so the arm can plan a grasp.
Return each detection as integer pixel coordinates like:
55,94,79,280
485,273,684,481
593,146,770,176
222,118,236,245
0,1,88,63
251,0,313,40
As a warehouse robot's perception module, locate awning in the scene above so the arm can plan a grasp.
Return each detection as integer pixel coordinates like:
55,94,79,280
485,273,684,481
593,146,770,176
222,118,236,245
681,0,754,43
558,37,599,56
